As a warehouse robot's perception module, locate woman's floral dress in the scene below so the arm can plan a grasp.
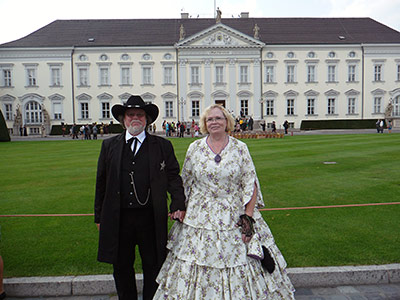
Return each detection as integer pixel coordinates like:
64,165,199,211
154,137,295,299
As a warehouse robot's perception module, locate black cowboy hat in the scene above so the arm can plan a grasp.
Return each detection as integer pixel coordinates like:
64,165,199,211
112,95,159,124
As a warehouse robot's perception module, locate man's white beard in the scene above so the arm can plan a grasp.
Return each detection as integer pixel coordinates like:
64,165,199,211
127,122,145,136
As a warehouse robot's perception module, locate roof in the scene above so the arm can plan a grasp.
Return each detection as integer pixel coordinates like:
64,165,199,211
1,17,400,48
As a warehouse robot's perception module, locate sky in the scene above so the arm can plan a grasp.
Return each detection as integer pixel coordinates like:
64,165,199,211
1,0,400,45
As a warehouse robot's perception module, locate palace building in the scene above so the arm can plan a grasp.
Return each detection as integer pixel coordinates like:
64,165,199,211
1,12,400,135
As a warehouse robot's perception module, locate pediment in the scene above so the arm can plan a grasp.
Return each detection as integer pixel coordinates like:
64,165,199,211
176,23,265,49
0,94,16,102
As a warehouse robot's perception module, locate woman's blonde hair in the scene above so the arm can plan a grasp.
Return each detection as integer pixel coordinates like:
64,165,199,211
199,104,235,134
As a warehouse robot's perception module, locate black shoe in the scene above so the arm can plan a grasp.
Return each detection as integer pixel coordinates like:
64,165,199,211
0,291,6,300
261,246,275,274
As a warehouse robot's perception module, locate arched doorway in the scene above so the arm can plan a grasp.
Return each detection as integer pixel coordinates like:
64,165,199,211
24,100,43,135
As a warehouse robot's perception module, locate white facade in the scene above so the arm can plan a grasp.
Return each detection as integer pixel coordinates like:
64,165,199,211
1,22,400,135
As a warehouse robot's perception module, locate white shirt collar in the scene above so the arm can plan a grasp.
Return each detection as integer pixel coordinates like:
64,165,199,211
125,130,146,144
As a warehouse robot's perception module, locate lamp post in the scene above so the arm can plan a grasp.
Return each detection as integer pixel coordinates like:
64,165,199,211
179,97,186,122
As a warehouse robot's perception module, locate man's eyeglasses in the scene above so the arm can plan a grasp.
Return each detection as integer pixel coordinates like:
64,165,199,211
206,117,226,123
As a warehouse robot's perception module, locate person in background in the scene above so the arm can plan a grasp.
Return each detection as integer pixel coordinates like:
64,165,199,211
283,120,289,134
154,104,295,299
272,120,277,133
94,95,186,300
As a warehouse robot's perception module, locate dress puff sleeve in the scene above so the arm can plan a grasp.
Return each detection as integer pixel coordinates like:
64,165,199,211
239,142,265,209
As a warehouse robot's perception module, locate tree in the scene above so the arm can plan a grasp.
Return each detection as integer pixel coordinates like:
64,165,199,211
0,110,11,142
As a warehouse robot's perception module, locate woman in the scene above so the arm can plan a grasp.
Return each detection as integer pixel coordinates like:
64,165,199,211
154,104,295,299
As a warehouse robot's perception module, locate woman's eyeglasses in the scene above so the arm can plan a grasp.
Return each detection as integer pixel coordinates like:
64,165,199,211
206,117,226,123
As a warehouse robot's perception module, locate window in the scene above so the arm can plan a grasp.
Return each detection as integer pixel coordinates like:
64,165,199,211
4,103,12,120
240,100,248,116
51,67,61,86
328,51,336,58
265,66,274,83
348,97,356,114
191,66,200,84
100,67,110,85
165,101,173,117
80,102,89,119
328,65,336,82
393,96,400,116
2,69,12,87
286,65,295,83
164,67,173,84
286,99,295,115
142,66,152,85
374,64,382,81
287,52,295,58
215,66,224,83
192,100,200,117
307,98,315,115
397,65,400,81
374,97,382,114
25,101,42,124
121,66,131,85
307,65,316,82
78,67,89,86
327,98,335,115
102,102,110,119
27,68,37,86
266,99,274,116
348,65,356,82
240,66,248,83
308,51,315,58
121,54,130,61
53,102,62,120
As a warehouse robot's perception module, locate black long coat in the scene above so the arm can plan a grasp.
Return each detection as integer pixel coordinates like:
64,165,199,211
94,131,186,265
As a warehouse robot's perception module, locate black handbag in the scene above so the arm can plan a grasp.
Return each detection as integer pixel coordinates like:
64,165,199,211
261,246,275,274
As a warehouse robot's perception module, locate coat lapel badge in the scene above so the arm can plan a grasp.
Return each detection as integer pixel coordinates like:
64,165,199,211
160,160,166,171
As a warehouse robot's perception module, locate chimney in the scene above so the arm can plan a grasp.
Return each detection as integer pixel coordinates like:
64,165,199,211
241,12,249,18
181,13,189,19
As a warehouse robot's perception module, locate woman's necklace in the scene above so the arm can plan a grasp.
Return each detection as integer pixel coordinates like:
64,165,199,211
207,135,229,163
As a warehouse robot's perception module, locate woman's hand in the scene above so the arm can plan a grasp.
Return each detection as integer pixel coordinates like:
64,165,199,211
169,210,186,223
237,214,255,243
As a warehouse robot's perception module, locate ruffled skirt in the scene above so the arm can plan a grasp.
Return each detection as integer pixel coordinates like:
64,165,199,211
154,211,295,300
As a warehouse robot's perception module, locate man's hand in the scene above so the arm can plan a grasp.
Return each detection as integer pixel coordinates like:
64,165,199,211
169,210,186,223
96,223,100,231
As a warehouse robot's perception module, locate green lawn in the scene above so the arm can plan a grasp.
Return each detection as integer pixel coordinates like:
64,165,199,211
0,133,399,277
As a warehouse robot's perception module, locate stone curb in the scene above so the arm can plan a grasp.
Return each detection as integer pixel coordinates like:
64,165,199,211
4,264,400,297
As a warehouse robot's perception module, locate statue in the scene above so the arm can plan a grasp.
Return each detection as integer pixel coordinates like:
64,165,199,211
13,104,23,136
41,104,51,135
253,23,260,39
216,7,222,23
385,98,393,119
179,24,185,41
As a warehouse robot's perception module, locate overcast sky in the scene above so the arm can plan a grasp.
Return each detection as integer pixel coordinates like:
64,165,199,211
1,0,400,45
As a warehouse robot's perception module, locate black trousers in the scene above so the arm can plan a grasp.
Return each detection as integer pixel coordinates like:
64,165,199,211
113,208,159,300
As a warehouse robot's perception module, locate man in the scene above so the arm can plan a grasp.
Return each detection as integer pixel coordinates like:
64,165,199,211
94,95,186,300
